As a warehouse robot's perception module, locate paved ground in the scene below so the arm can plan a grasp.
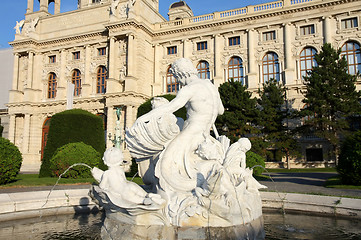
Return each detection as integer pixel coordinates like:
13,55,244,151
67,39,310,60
258,172,361,198
1,172,361,198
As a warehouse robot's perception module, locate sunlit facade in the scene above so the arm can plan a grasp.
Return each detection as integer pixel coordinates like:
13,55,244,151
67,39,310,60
7,0,361,171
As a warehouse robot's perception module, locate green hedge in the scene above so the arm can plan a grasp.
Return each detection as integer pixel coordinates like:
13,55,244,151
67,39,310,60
0,137,23,185
137,94,187,119
49,142,101,179
39,109,106,177
337,131,361,185
246,151,266,176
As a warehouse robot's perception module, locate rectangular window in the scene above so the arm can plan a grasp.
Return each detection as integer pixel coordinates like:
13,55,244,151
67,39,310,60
300,25,315,35
98,47,106,56
49,55,56,63
73,51,80,60
92,0,101,3
341,17,358,29
262,31,276,41
167,46,177,55
229,36,240,46
197,41,207,51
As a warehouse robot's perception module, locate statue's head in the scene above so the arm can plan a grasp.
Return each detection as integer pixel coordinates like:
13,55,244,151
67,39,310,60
170,58,198,85
237,138,252,152
103,147,128,167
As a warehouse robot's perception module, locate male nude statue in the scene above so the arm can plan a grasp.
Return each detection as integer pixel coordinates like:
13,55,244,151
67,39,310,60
135,58,224,192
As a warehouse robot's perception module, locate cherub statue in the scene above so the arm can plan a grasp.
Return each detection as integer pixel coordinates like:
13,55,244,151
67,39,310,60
92,147,165,208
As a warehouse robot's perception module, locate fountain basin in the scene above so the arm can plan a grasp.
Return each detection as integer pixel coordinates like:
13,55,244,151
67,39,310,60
1,189,360,222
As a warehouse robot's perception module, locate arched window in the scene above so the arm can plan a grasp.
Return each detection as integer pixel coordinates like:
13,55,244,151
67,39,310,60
47,72,57,99
197,61,210,79
96,66,107,94
341,41,361,75
262,52,280,83
300,47,317,79
228,56,244,84
166,66,180,93
41,117,51,159
72,69,82,96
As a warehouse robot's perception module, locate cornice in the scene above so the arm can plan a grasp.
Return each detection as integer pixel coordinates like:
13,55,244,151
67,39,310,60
105,20,154,37
153,0,360,37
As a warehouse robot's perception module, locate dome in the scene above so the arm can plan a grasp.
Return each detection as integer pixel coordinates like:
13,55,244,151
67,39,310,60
170,1,186,9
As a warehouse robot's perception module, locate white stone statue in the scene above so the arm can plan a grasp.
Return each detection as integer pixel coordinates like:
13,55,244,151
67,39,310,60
91,58,266,238
92,147,165,209
110,0,120,16
14,20,25,34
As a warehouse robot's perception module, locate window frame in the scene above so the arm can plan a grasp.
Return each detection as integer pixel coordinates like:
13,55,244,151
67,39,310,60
72,69,82,96
227,56,244,84
341,17,358,30
47,73,57,99
300,47,317,80
72,51,80,60
300,24,315,36
166,66,180,93
341,41,361,75
197,61,210,79
96,66,107,94
98,47,106,56
228,36,241,46
167,46,177,55
49,55,56,63
262,52,280,83
196,41,208,51
262,30,276,41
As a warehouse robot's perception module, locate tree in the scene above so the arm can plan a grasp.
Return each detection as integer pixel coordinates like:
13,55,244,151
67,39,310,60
215,79,260,143
257,79,299,167
299,43,361,163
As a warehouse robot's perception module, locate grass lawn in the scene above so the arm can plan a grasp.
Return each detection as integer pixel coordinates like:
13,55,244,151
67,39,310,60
324,176,361,190
0,174,144,189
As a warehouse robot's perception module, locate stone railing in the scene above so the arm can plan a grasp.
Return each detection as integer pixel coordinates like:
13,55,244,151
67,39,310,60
156,0,317,30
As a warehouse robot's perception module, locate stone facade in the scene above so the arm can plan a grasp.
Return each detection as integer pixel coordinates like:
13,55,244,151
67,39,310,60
8,0,361,171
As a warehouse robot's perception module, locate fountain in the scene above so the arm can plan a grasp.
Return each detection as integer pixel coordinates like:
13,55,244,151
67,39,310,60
90,58,266,239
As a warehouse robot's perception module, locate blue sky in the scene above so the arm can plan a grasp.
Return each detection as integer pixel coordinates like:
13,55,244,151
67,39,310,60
0,0,273,49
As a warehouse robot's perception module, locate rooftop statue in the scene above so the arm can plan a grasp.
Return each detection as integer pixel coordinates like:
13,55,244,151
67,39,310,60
91,58,266,239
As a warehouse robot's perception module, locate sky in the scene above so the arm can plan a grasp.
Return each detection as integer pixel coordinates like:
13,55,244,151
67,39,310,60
0,0,273,49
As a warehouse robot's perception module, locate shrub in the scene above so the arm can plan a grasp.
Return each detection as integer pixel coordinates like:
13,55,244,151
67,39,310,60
0,137,23,185
337,131,361,185
137,94,187,119
39,109,106,177
246,151,265,176
49,142,101,179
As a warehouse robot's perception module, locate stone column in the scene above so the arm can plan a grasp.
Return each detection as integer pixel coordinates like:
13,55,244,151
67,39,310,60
59,49,67,99
27,0,34,14
183,39,191,58
213,34,223,86
8,115,16,143
323,16,332,44
126,105,134,129
22,114,31,153
54,0,61,14
12,54,19,90
39,0,48,12
153,44,161,95
247,29,258,88
125,34,137,91
109,37,116,80
84,45,91,96
27,51,34,88
283,23,295,85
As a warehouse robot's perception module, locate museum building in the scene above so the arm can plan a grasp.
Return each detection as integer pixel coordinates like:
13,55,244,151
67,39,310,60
7,0,361,171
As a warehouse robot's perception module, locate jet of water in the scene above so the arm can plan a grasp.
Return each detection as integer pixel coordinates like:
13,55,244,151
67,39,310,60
42,163,92,208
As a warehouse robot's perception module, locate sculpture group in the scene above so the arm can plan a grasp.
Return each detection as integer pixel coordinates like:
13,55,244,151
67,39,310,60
91,58,266,238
